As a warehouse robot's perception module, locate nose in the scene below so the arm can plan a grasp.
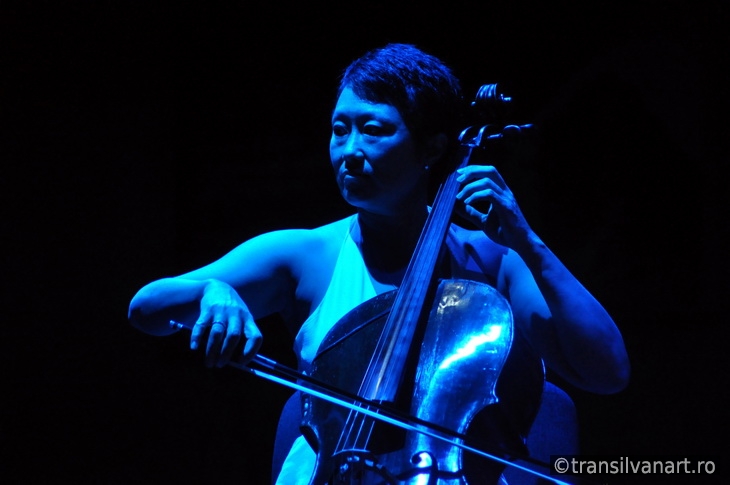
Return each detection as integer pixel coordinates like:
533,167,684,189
340,132,365,168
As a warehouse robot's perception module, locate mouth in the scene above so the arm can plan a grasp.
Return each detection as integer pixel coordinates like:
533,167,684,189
339,170,370,196
340,170,365,183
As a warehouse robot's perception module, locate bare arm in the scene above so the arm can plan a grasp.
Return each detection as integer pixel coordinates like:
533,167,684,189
128,229,307,366
457,165,630,394
502,242,629,394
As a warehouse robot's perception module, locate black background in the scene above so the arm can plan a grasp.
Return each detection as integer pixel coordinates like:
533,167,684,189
3,2,727,484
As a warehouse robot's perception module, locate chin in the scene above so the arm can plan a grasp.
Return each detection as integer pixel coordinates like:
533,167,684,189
341,186,371,206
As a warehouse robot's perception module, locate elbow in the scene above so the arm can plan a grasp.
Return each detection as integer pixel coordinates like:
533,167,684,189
606,353,631,394
578,327,632,394
601,339,631,394
558,346,631,395
127,300,147,333
127,288,176,337
585,352,631,395
595,364,630,395
128,291,151,333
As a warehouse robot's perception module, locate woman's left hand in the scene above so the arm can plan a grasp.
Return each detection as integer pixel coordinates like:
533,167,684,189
455,165,533,251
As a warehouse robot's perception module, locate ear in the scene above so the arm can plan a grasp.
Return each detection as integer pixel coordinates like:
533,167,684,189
423,133,448,168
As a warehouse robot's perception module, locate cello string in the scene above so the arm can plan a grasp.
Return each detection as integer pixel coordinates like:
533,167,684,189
337,399,371,452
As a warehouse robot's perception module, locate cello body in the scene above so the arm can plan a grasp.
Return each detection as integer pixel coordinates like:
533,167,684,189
301,279,544,484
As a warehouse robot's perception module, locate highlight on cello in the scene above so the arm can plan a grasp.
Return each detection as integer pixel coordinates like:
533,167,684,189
128,42,630,484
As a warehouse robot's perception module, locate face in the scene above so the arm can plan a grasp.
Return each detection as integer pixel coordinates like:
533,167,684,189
330,87,427,216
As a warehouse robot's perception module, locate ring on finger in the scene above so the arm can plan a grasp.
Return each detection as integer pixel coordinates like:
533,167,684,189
212,321,227,328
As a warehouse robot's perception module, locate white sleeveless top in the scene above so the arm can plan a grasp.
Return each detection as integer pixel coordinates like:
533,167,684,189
293,216,380,370
278,216,379,484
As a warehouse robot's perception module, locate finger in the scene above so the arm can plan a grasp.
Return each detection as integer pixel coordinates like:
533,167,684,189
457,165,507,190
486,166,506,187
205,320,227,368
463,203,490,231
218,315,243,367
456,164,487,179
190,314,213,350
463,187,497,207
463,188,498,225
239,320,263,366
456,167,503,200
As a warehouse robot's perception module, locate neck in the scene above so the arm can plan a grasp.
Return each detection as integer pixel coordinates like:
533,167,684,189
354,206,429,274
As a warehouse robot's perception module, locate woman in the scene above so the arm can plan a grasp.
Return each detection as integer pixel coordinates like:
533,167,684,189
129,43,629,484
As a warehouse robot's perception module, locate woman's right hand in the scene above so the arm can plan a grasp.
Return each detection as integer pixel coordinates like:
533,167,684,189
190,279,263,368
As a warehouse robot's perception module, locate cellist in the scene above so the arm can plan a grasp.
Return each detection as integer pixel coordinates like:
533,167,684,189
128,43,630,484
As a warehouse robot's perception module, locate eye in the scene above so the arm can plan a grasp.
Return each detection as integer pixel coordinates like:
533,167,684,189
332,121,348,138
363,122,392,137
362,125,381,136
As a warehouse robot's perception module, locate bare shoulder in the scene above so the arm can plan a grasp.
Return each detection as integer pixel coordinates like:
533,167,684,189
254,216,352,259
178,216,354,284
284,216,354,275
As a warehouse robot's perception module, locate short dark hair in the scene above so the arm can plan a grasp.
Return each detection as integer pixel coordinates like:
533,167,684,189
337,43,464,150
